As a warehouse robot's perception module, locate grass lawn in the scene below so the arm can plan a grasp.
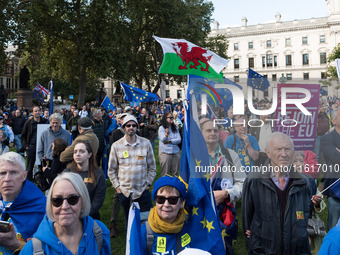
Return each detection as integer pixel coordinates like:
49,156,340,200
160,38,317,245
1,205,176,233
99,142,329,255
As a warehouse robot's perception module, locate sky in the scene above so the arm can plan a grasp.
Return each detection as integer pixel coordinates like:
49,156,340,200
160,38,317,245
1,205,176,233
211,0,329,28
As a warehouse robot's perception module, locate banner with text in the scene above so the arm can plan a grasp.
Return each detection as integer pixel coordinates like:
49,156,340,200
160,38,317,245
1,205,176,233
274,83,320,151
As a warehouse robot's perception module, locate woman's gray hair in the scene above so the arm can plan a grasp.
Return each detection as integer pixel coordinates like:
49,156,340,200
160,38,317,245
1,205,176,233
46,172,91,221
0,152,25,172
49,113,63,123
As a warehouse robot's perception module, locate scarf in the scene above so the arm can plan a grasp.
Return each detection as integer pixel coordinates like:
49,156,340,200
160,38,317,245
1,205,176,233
0,180,46,240
148,206,185,234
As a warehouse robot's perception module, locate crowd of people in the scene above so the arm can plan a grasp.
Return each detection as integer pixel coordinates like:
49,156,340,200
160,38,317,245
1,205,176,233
0,96,339,254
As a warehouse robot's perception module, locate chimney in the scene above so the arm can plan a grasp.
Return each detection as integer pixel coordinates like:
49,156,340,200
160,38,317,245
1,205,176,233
242,17,248,27
275,12,281,22
214,20,220,30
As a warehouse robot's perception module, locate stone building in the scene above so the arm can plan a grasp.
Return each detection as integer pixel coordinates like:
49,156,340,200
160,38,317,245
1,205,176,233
209,0,340,99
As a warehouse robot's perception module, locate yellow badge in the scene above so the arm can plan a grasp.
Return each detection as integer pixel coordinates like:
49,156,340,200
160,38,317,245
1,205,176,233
181,233,191,247
156,237,166,253
137,155,144,160
123,151,129,158
244,156,250,165
84,178,94,183
296,211,304,220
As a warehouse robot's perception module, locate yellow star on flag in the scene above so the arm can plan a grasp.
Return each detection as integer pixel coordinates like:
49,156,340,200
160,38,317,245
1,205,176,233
222,229,229,238
195,158,201,167
203,172,210,182
206,220,215,232
192,207,199,216
200,217,206,229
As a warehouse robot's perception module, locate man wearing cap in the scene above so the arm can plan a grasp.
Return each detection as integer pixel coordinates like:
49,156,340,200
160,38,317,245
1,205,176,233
20,106,48,181
60,117,99,164
124,106,133,115
108,115,156,228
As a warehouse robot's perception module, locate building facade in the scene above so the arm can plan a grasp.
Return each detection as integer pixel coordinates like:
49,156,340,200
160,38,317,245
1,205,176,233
0,45,20,94
209,0,340,99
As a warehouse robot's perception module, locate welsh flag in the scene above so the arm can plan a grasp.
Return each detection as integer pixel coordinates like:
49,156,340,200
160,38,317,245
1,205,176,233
153,36,229,79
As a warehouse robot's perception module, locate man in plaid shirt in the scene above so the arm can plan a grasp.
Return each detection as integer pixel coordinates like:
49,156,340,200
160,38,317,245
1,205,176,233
108,115,156,228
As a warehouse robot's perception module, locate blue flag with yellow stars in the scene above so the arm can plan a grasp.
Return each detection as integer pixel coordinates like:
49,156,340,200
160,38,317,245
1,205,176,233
179,100,226,254
120,82,160,102
247,68,270,91
188,74,241,116
101,96,117,112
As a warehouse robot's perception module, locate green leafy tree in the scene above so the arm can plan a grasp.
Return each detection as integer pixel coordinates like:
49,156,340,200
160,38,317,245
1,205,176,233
327,43,340,79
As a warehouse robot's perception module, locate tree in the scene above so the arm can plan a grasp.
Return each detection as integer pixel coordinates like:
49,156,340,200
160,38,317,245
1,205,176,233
12,0,218,104
327,43,340,79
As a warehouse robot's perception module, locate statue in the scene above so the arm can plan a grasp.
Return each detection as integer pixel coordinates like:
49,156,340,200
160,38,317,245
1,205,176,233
19,66,30,89
0,85,7,109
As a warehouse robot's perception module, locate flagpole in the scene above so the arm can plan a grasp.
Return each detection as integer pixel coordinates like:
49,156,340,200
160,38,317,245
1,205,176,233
319,178,340,194
153,34,162,95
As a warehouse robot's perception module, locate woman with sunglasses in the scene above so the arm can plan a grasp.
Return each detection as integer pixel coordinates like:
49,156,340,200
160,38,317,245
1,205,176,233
65,140,106,220
158,113,181,176
141,175,190,254
20,172,110,254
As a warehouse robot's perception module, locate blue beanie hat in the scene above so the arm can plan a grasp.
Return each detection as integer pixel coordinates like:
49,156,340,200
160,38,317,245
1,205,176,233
152,176,187,201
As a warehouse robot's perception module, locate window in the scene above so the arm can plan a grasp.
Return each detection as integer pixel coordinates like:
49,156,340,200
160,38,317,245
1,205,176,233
303,73,309,80
264,89,269,97
302,37,308,45
248,58,254,68
274,56,277,67
266,40,271,48
6,78,10,89
262,57,266,68
248,42,253,49
321,72,327,79
234,59,239,69
285,38,291,47
177,90,182,99
302,54,309,65
320,35,325,43
286,55,292,66
287,73,292,80
272,74,277,81
234,76,240,82
234,43,239,50
266,54,273,67
165,90,170,98
320,53,327,64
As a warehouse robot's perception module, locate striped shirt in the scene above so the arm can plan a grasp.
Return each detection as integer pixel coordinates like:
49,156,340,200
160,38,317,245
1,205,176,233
108,135,156,199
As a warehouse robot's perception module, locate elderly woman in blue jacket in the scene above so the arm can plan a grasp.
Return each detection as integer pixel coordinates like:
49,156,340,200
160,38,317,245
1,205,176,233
20,172,110,254
141,176,189,254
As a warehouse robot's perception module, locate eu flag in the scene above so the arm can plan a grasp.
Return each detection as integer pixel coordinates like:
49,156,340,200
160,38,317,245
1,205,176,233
101,96,117,112
247,68,270,91
179,101,226,254
126,202,143,255
320,87,327,96
120,82,160,102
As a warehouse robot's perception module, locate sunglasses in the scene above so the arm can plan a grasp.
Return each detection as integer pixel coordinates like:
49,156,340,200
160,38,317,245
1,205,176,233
51,195,80,207
126,124,137,128
167,116,174,119
155,196,180,205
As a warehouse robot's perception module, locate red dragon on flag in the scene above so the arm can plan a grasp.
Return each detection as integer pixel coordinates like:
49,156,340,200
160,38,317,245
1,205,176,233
172,42,212,73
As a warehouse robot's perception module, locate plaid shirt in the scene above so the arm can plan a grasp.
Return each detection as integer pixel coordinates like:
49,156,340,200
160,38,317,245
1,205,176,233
108,135,156,199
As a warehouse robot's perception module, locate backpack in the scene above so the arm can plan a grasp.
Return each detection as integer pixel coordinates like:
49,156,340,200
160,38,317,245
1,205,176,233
32,221,103,254
145,221,182,254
